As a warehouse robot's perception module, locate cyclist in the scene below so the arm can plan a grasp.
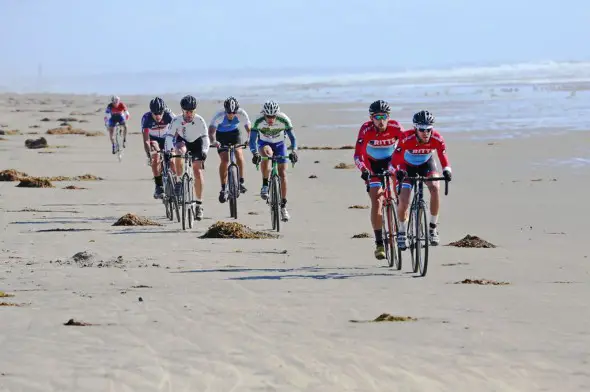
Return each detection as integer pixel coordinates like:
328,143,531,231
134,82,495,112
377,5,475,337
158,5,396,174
208,96,252,203
141,97,176,199
164,95,210,221
248,99,298,222
391,110,452,249
354,99,405,260
104,95,130,154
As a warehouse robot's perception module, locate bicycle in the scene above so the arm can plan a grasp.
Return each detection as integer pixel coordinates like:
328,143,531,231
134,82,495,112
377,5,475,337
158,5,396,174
175,152,196,230
113,122,126,162
403,175,449,277
255,155,294,232
372,171,402,270
156,151,180,223
219,142,248,219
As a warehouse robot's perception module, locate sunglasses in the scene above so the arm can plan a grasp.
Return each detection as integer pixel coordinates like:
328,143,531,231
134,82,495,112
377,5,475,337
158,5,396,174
265,115,276,119
152,111,164,116
372,114,389,121
415,125,433,133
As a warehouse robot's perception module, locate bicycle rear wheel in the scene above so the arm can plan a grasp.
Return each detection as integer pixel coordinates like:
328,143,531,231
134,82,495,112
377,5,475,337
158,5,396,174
115,126,123,162
270,175,280,232
228,164,239,219
416,202,430,277
382,203,396,268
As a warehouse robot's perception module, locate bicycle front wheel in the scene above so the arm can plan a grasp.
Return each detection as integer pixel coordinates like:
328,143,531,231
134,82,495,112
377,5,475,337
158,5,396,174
181,174,190,230
115,126,123,162
416,202,430,277
270,175,281,232
409,203,418,273
228,164,239,219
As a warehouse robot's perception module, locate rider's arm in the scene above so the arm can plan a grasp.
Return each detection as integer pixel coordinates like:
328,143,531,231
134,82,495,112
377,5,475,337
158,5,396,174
238,108,252,138
285,129,297,151
141,114,151,156
391,143,407,172
353,124,369,172
195,115,210,154
434,134,451,173
104,105,112,125
248,129,259,154
208,111,223,143
164,119,178,153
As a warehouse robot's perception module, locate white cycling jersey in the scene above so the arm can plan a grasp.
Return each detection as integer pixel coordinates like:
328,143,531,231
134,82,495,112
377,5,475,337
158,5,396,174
164,114,210,153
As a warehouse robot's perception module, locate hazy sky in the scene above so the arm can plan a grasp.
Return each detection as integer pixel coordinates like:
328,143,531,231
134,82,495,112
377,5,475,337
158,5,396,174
0,0,587,78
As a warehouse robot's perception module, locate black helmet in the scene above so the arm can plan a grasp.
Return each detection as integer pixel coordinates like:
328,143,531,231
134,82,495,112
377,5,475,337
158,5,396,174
369,100,391,115
149,97,166,114
223,96,239,113
180,95,197,111
413,110,435,126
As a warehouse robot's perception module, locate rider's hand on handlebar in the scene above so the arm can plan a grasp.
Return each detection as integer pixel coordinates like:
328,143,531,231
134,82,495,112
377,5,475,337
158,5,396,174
443,168,452,182
289,151,298,163
360,169,370,182
396,169,407,182
211,140,220,148
252,152,261,165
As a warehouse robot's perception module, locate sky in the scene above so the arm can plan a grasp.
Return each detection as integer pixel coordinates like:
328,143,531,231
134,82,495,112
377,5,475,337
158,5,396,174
0,0,588,79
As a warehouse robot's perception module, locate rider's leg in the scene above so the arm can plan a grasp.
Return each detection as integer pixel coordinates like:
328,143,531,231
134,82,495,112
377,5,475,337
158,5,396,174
396,184,412,250
236,147,247,188
218,151,229,188
426,172,441,245
193,160,204,201
259,144,272,199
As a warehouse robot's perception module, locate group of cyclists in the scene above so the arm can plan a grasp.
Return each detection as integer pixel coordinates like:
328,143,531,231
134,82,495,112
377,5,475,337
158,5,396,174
104,96,452,261
105,95,298,222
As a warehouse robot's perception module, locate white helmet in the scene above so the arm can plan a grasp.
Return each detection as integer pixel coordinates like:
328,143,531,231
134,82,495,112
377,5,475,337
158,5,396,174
261,100,280,116
110,95,120,103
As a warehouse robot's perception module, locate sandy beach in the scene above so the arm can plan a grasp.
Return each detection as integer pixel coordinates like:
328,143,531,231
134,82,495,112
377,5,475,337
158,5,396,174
1,93,589,391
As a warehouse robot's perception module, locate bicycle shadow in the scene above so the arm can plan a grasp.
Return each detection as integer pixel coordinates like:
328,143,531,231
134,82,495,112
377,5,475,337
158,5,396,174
177,265,410,281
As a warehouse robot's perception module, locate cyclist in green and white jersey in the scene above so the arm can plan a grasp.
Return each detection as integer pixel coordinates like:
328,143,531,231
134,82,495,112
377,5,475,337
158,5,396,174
248,100,298,221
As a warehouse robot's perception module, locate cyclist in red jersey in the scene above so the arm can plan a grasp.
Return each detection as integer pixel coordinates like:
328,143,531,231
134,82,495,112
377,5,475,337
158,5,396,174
390,110,452,249
104,95,130,154
354,100,405,260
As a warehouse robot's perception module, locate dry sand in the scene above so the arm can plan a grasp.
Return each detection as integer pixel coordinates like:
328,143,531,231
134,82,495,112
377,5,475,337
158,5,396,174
1,93,589,391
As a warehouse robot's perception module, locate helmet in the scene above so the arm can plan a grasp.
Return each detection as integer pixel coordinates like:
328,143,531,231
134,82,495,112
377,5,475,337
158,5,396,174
369,100,391,115
412,110,435,126
110,95,120,104
180,95,197,111
223,96,239,113
149,97,166,114
261,100,280,116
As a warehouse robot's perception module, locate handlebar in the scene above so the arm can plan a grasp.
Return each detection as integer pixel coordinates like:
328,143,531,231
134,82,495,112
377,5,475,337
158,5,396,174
404,175,449,196
255,155,295,171
218,142,248,149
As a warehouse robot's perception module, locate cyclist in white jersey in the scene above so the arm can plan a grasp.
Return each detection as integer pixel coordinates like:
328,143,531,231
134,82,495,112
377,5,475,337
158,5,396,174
208,96,252,203
164,95,210,221
249,99,298,222
141,97,175,199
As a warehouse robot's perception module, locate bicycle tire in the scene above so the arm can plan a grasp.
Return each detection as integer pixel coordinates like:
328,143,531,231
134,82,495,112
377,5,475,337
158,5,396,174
164,174,173,221
382,203,394,267
417,202,430,277
172,176,181,223
181,173,190,230
270,175,280,232
391,198,402,270
115,126,123,162
409,202,418,273
228,164,239,219
188,177,195,228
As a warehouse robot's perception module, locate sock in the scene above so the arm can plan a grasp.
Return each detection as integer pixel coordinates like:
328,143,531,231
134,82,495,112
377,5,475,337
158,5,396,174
430,222,437,230
430,214,438,225
281,198,287,208
221,183,226,191
240,177,244,184
374,229,383,246
399,220,407,233
154,176,163,187
262,178,269,187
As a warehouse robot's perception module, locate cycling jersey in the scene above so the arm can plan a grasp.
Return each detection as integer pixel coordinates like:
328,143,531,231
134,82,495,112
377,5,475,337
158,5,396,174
104,102,129,123
164,114,210,154
391,129,450,171
209,108,251,133
141,109,175,138
353,120,405,172
248,112,297,153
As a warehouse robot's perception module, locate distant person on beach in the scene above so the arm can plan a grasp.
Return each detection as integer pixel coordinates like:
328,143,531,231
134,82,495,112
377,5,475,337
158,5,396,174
164,95,210,221
354,100,405,260
141,97,176,199
249,100,298,222
208,96,252,203
104,95,130,154
391,110,452,249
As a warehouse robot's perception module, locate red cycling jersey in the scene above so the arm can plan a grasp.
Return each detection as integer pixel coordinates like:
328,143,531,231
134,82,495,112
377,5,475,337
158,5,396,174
106,102,129,115
354,120,405,172
391,129,450,171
